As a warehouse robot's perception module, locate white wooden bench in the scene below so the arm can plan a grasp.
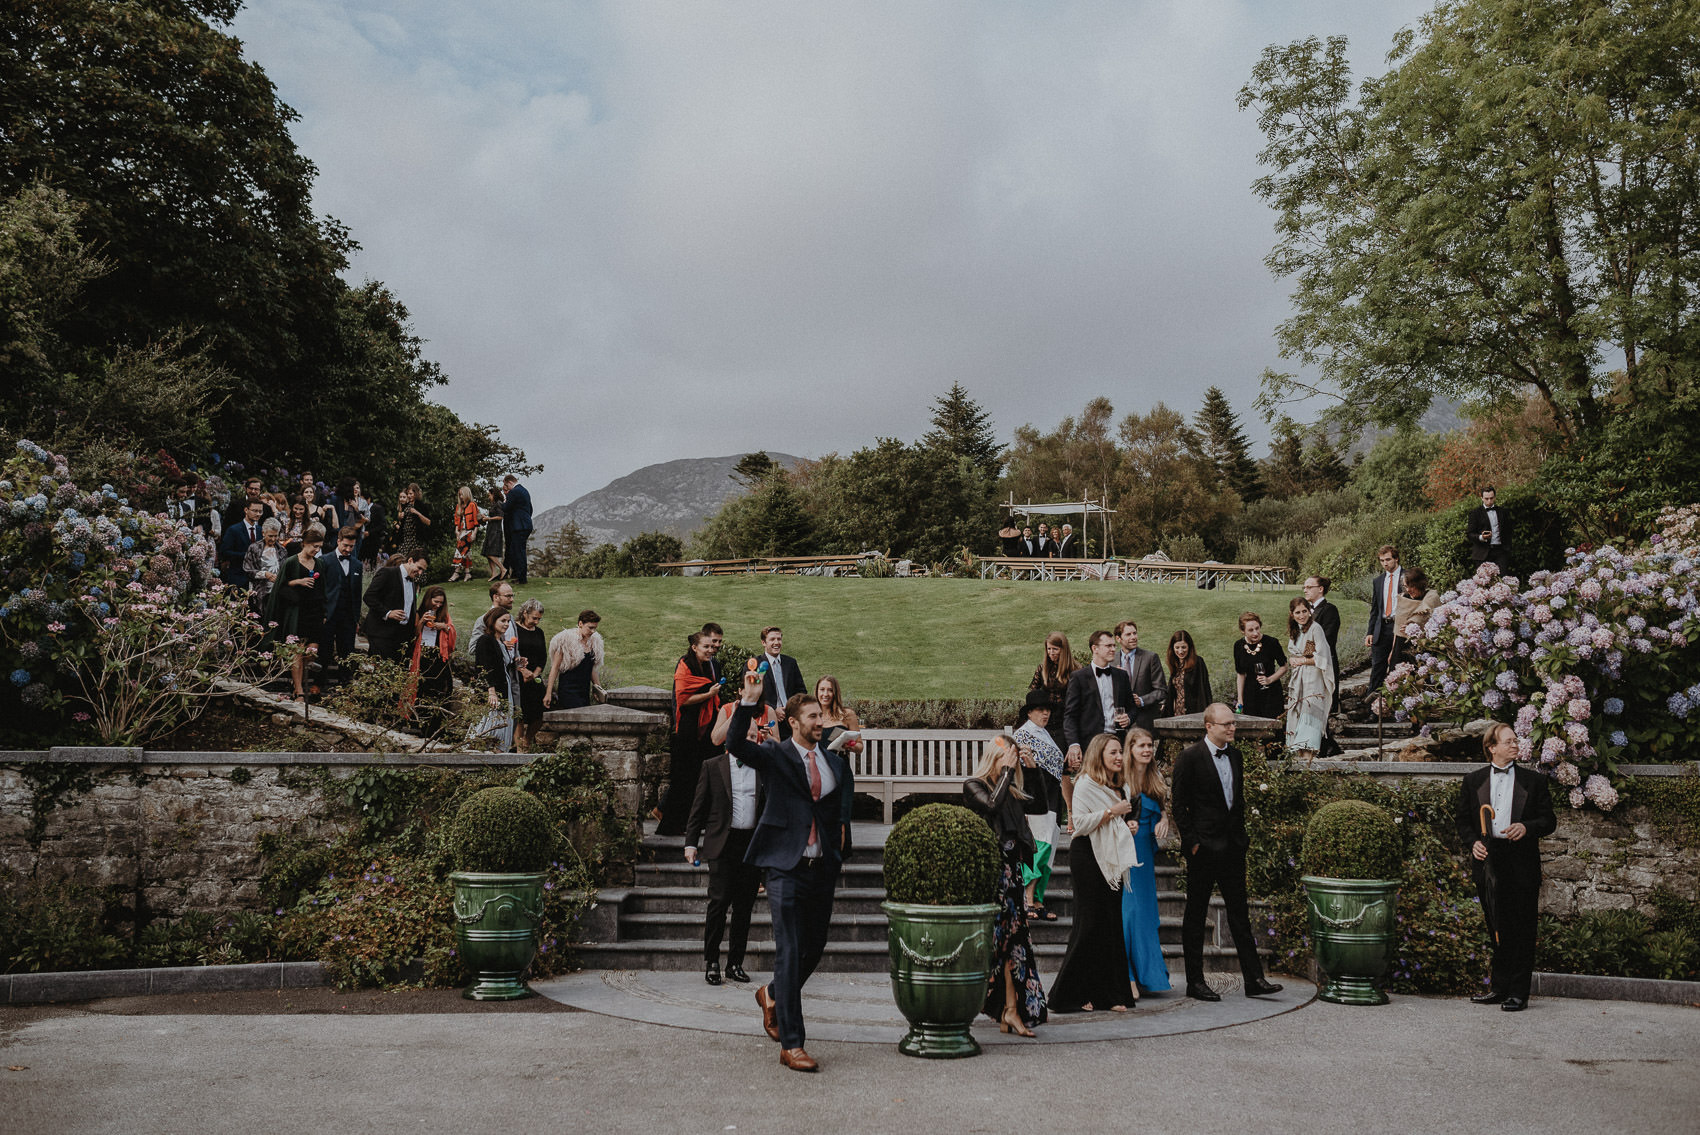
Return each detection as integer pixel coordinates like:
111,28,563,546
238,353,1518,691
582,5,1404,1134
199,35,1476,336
851,728,1013,823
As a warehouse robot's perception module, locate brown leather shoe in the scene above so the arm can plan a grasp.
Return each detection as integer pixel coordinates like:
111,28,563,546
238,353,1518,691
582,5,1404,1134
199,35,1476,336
779,1047,818,1072
755,985,779,1041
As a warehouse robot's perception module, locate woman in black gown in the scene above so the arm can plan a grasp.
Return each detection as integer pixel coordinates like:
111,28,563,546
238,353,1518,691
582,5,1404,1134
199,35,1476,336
1048,733,1143,1013
266,524,327,702
481,486,506,581
1234,611,1288,720
513,599,548,752
1164,629,1213,718
963,735,1049,1037
545,610,604,711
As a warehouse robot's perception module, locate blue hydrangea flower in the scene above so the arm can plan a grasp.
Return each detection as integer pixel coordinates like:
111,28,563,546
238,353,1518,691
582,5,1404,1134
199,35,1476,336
1603,697,1624,715
1609,731,1627,746
9,669,31,687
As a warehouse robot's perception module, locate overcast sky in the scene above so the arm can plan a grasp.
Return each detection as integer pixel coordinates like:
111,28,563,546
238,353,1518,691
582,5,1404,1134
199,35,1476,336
231,1,1434,509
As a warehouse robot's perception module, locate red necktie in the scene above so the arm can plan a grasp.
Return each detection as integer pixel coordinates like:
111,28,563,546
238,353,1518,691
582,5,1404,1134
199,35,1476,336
1385,573,1395,617
806,748,823,848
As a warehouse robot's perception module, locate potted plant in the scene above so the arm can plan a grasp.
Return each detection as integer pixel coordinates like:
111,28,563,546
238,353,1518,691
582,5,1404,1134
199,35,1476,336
448,786,555,1000
1299,799,1403,1005
880,803,1001,1058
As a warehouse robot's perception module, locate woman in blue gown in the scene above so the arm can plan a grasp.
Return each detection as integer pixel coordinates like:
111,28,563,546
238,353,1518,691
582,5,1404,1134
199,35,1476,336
1120,727,1173,994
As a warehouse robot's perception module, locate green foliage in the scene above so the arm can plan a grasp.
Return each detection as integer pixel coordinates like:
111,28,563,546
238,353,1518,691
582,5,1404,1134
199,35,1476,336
514,742,641,881
1537,910,1656,979
1414,482,1568,591
852,698,1022,730
448,787,556,873
1351,428,1441,513
1645,928,1699,981
1194,386,1265,504
344,767,423,839
856,554,894,578
1241,7,1700,448
1302,507,1431,588
17,762,97,849
0,881,125,974
1301,800,1402,880
548,530,687,579
882,803,1001,905
923,383,1004,484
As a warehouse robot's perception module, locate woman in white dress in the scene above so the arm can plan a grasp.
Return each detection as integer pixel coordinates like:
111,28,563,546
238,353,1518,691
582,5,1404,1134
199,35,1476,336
1285,596,1335,760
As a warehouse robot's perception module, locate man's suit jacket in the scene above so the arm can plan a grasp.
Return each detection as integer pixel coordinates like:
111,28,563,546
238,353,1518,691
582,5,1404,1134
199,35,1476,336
1465,506,1509,563
685,754,765,861
218,521,258,586
361,564,417,646
1454,764,1556,879
1312,597,1342,679
1366,567,1405,641
1062,663,1136,749
725,701,853,870
757,654,807,715
1054,533,1078,558
1035,536,1057,558
1118,647,1171,728
1171,739,1249,854
317,548,364,625
503,484,533,535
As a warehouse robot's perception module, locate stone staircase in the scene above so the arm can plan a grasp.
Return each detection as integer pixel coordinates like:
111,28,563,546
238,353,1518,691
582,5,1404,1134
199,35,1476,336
1331,718,1420,760
575,829,1270,975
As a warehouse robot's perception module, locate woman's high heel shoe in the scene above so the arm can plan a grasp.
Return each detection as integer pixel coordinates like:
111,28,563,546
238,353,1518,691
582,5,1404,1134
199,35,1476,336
999,1007,1035,1037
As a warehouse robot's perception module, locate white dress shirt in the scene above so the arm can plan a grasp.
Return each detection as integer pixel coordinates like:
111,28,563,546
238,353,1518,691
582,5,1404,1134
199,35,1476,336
400,571,415,620
794,739,837,858
1208,741,1235,807
1486,508,1501,545
1489,763,1514,836
730,759,759,831
1095,667,1116,732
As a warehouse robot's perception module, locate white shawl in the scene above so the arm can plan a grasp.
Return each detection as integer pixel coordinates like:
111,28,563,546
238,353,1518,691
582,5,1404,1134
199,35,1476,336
1070,775,1143,889
548,627,605,671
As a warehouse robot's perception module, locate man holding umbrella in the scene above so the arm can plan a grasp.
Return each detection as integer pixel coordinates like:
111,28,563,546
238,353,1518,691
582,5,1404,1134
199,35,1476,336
1455,722,1556,1012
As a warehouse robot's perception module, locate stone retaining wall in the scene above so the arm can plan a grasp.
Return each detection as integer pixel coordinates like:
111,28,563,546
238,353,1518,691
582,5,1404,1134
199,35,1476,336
0,696,669,918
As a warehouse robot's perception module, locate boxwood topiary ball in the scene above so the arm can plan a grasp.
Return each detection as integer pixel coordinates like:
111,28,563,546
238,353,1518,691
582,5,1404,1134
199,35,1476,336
1301,799,1402,881
883,802,1000,905
450,787,555,873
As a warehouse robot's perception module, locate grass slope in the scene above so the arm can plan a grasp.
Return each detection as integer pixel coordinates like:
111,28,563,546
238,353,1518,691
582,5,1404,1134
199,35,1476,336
442,577,1367,701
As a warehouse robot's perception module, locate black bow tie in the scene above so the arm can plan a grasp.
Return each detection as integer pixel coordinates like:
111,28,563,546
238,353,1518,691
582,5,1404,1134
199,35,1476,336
1095,667,1114,678
339,555,349,563
1492,765,1513,775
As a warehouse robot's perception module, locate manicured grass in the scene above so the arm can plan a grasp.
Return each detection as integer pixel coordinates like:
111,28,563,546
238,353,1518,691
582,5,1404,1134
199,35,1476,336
441,576,1368,701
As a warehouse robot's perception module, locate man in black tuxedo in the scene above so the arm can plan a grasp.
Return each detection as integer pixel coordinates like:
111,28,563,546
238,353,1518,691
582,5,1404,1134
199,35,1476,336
501,474,533,584
756,625,807,740
1115,620,1170,731
218,499,265,588
1365,544,1405,695
1170,703,1283,1001
1465,485,1511,572
1035,523,1057,558
1019,526,1037,556
685,717,767,988
725,674,853,1073
362,551,426,664
1054,524,1078,558
1456,722,1556,1011
317,527,363,682
1062,630,1135,764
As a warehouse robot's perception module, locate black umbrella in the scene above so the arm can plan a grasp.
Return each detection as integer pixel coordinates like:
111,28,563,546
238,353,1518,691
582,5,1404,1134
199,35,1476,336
1478,804,1499,945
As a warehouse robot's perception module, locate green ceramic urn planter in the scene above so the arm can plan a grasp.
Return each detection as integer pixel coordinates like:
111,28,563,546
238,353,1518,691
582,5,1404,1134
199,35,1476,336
882,901,999,1057
1301,877,1401,1005
447,787,557,1001
881,803,1003,1058
452,871,546,1001
1299,800,1404,1006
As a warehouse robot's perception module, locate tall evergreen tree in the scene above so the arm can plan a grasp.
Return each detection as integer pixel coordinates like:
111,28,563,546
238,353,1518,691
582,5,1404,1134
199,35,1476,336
731,451,778,487
1303,425,1352,493
1263,416,1309,498
1193,386,1265,502
922,382,1003,482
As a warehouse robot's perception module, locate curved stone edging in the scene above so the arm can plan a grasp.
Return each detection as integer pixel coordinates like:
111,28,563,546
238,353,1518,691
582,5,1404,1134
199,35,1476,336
1532,971,1700,1006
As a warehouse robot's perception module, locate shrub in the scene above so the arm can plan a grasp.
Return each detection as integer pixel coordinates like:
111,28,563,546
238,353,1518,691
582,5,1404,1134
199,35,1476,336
1646,928,1699,981
448,787,555,873
0,881,126,973
1301,799,1402,880
1537,909,1656,978
883,803,1000,905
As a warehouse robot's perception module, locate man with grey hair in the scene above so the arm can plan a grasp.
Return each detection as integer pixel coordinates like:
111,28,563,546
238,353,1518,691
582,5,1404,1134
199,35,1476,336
1055,524,1079,558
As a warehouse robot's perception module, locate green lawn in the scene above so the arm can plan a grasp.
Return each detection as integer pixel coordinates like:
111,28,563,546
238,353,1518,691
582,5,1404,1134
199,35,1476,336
441,576,1368,701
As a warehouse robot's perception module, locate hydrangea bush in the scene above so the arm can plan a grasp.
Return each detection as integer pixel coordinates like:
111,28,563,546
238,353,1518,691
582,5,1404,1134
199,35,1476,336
1386,503,1700,811
0,439,285,744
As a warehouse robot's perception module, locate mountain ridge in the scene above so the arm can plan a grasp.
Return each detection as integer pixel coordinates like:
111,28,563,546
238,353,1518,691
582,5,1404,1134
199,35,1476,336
533,452,802,547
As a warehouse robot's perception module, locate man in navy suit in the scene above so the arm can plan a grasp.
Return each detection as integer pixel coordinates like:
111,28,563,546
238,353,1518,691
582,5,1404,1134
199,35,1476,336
725,671,854,1073
316,527,364,682
501,474,533,584
755,625,807,740
218,499,265,588
1365,544,1405,695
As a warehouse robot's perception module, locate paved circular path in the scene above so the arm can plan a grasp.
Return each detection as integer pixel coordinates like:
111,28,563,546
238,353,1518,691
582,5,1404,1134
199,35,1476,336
532,969,1315,1044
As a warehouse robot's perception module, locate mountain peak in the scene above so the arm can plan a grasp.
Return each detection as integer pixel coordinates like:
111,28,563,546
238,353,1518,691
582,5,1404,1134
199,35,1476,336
533,452,803,546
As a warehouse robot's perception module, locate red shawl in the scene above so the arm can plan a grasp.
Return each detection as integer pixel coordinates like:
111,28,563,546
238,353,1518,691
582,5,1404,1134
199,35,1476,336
401,614,458,711
673,656,717,735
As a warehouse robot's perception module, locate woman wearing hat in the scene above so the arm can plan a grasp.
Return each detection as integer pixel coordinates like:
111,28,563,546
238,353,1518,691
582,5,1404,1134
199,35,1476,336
1013,688,1066,920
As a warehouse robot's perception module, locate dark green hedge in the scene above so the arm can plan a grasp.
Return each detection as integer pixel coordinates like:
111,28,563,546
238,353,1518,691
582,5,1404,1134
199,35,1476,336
1301,799,1402,881
883,803,1000,905
448,787,555,873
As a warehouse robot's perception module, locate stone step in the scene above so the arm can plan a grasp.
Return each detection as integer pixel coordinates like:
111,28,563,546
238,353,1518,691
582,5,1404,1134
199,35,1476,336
574,938,1266,974
614,910,1199,946
1336,721,1415,738
619,884,1207,922
633,860,1183,888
